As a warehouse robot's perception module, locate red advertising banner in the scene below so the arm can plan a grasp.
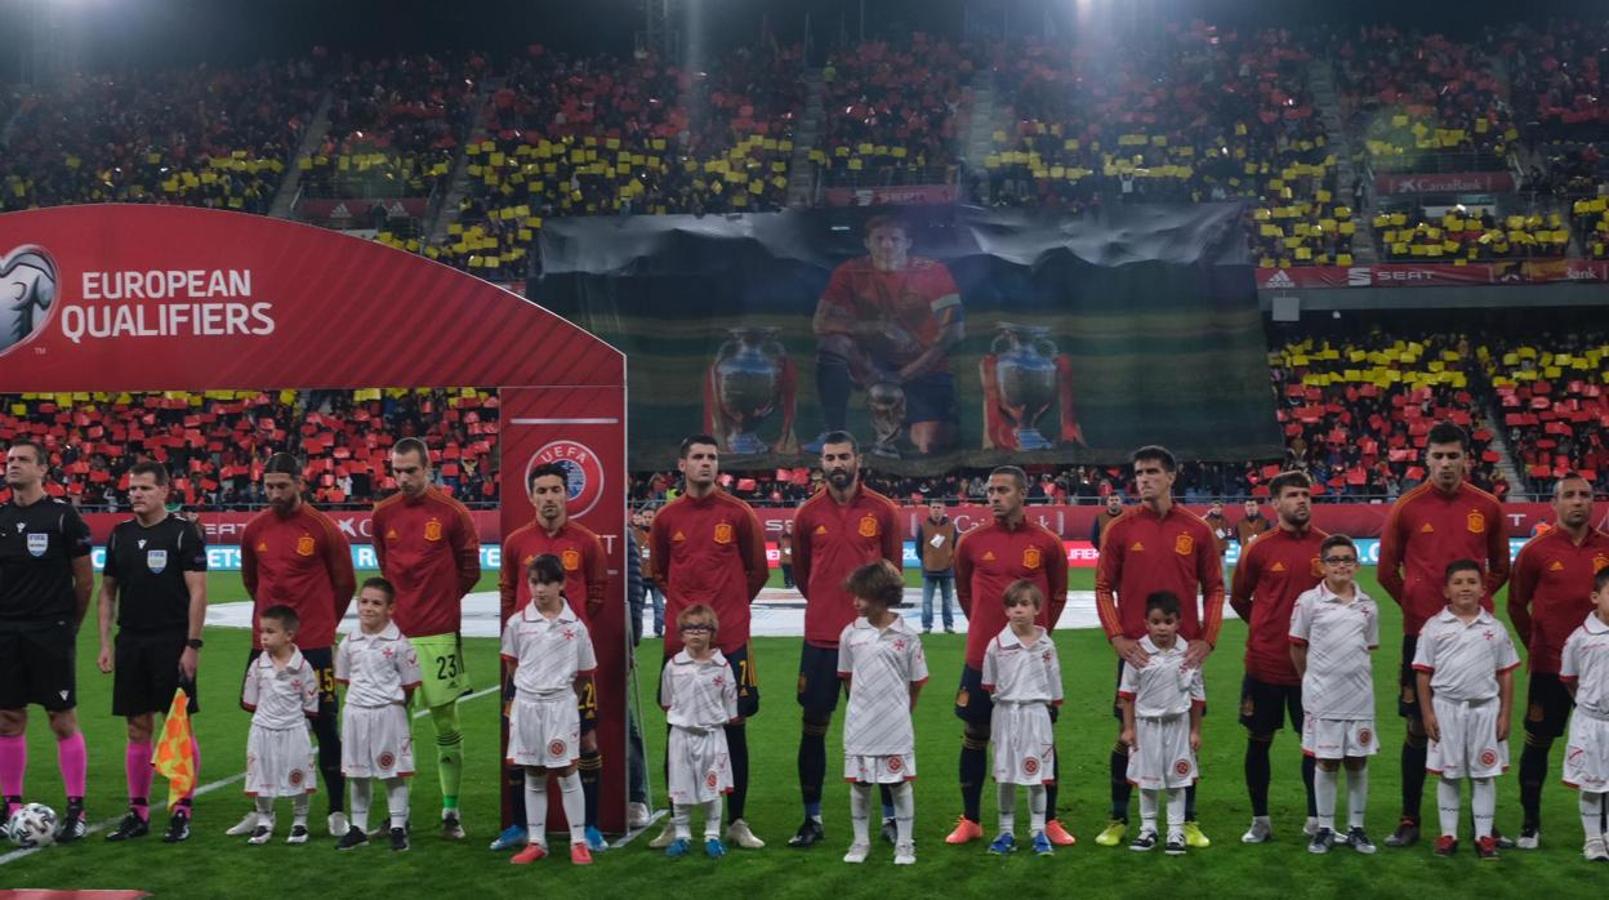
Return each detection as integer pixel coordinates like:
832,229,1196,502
1257,260,1609,290
296,197,430,222
821,184,958,207
1374,172,1516,194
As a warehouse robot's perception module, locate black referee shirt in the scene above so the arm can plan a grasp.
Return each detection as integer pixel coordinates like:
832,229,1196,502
0,496,93,623
104,513,207,634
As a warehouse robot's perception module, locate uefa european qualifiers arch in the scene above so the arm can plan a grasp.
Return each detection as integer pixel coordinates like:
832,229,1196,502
0,205,631,833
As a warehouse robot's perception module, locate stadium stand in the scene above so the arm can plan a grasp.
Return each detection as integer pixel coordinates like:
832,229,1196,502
1481,335,1609,495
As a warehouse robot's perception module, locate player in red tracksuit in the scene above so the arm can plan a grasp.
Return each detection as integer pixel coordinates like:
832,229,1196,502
945,466,1071,846
648,435,768,850
371,437,481,839
1093,445,1224,849
1507,472,1609,846
786,432,902,849
495,462,610,851
1228,470,1327,843
1375,422,1509,847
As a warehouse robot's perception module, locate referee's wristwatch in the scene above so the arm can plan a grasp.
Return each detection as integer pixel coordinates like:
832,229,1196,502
186,639,204,650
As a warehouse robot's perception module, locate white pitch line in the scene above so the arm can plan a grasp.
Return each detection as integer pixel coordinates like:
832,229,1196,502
0,686,500,866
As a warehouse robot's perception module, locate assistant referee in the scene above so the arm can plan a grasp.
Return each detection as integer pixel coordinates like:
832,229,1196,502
97,461,208,843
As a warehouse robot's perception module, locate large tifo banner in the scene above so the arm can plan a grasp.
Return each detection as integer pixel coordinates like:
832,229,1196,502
537,204,1281,472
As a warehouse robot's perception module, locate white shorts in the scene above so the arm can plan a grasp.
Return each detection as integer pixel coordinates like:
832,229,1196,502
342,704,415,779
1301,717,1379,760
1563,712,1609,793
1427,696,1508,779
668,726,732,804
507,694,581,768
844,753,917,785
1127,714,1197,791
991,701,1055,785
246,724,316,798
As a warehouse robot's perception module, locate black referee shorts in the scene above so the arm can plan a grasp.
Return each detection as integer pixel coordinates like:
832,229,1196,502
0,619,78,712
245,645,338,721
113,630,198,717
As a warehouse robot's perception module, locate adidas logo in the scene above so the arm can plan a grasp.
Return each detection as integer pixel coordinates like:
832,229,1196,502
1549,560,1565,572
814,525,828,535
1271,562,1286,572
1263,269,1296,289
982,551,996,561
1130,542,1144,552
1420,523,1435,533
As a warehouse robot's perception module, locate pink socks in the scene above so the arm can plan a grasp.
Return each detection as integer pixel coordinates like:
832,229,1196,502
0,733,25,811
57,732,87,800
127,740,154,818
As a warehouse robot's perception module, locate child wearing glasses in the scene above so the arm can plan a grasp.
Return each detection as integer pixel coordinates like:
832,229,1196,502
1289,534,1381,855
659,604,739,859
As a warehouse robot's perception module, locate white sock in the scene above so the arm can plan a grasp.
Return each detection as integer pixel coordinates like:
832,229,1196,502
891,782,914,845
292,794,309,828
997,783,1016,836
1315,765,1338,830
254,796,275,822
558,772,585,844
702,798,722,840
525,772,549,844
1472,777,1495,839
1165,788,1184,831
1139,789,1159,833
1581,792,1605,840
672,803,691,840
1345,765,1368,830
385,777,409,830
1437,778,1461,839
350,778,372,833
1028,784,1047,834
850,782,872,845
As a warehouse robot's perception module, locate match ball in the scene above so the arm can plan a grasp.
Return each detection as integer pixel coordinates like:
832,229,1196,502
6,802,58,848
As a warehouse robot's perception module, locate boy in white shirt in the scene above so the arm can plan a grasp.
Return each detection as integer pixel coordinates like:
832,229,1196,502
1289,534,1381,855
500,555,598,866
334,577,422,852
982,580,1062,857
838,562,927,865
659,604,737,859
1119,591,1205,856
241,605,319,845
1414,559,1520,860
1556,567,1609,861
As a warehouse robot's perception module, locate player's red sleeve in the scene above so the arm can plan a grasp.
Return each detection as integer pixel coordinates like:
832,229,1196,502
1229,536,1259,622
649,514,671,594
1506,538,1538,646
813,265,855,336
1377,498,1408,605
499,529,520,622
740,504,767,601
881,499,903,571
793,504,813,600
370,504,389,576
1483,495,1510,597
1044,529,1068,631
1199,524,1226,647
954,533,973,616
452,500,481,596
321,512,357,623
240,520,259,601
1094,518,1124,640
585,533,608,613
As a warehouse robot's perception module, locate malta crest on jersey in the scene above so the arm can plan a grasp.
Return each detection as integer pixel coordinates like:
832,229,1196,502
26,532,47,557
147,549,168,574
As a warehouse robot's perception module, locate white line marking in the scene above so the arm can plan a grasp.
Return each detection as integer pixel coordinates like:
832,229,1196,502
0,687,500,866
508,418,619,425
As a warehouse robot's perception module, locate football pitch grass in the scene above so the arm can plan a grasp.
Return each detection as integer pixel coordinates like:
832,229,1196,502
1,567,1604,898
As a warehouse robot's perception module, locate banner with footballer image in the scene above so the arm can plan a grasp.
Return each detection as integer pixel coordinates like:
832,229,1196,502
537,203,1281,472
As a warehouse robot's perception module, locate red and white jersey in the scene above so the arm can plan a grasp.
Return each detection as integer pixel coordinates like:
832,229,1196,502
1289,583,1380,720
1412,607,1521,702
1117,637,1204,718
242,647,319,730
500,604,596,700
1561,612,1609,719
660,649,738,730
981,625,1063,706
336,622,423,708
837,616,928,756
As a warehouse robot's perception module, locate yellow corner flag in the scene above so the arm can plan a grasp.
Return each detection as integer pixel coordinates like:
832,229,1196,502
153,688,196,809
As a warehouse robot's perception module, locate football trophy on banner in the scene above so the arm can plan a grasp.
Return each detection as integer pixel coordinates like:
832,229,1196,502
704,326,798,456
980,323,1085,450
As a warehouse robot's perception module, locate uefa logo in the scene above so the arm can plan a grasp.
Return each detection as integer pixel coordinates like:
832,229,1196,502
0,245,58,358
524,440,605,518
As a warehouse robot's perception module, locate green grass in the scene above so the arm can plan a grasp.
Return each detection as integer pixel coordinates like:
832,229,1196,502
2,568,1603,898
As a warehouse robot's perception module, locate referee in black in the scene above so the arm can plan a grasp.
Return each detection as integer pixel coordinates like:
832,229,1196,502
97,461,207,843
0,438,94,841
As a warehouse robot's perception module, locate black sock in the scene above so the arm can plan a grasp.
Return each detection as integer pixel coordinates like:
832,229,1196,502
878,784,895,820
960,732,988,823
312,714,345,814
579,750,602,829
1245,738,1272,817
726,723,749,822
506,767,527,828
816,355,853,432
1110,744,1131,821
1184,784,1198,821
799,725,827,810
1518,737,1550,829
1401,739,1428,822
1301,754,1318,818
